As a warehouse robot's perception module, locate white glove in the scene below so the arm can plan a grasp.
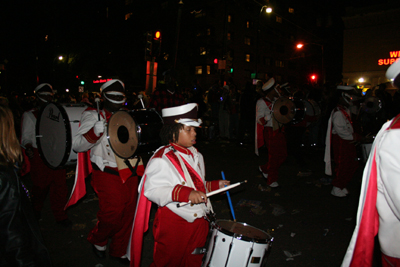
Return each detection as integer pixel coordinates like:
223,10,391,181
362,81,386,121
93,120,105,136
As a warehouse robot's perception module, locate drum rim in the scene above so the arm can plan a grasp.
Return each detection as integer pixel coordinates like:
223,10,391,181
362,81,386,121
107,110,139,159
36,102,72,169
214,220,271,244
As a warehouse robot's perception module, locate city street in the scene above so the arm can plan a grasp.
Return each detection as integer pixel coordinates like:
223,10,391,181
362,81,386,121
28,138,381,267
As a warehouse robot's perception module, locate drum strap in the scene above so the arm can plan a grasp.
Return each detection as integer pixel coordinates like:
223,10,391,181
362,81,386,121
91,162,119,176
336,106,353,125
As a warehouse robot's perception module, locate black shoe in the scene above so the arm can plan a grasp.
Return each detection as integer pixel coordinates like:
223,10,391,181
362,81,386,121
56,218,72,228
92,245,106,259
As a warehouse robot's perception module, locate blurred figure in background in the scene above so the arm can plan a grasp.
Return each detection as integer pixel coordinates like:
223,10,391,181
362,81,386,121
0,104,52,267
20,83,71,226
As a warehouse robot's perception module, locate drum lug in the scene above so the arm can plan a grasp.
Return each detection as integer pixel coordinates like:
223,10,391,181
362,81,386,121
192,247,207,254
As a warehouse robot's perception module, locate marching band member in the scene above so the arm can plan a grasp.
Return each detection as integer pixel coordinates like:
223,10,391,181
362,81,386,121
256,78,287,187
71,79,144,260
324,85,362,197
21,83,71,226
128,103,229,267
342,59,400,266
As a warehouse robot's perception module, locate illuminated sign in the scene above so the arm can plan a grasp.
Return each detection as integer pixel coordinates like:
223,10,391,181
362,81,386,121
378,51,400,65
93,78,112,84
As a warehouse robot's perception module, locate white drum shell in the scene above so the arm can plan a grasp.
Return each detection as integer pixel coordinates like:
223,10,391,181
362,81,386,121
36,103,87,168
203,221,271,267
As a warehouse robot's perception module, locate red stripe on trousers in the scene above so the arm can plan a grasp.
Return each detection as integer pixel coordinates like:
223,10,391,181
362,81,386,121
331,134,358,189
150,207,209,267
87,169,138,257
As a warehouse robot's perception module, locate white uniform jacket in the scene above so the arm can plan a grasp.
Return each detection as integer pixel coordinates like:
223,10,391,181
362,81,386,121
143,145,212,223
72,109,117,170
21,110,38,148
342,115,400,266
324,106,355,175
255,97,273,155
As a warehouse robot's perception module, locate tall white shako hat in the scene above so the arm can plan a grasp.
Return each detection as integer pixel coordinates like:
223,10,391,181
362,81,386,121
386,59,400,89
100,79,126,104
162,103,202,127
262,77,276,91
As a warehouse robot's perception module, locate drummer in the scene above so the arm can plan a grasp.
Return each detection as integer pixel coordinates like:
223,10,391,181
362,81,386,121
256,78,287,188
131,103,230,267
20,83,72,227
71,79,144,260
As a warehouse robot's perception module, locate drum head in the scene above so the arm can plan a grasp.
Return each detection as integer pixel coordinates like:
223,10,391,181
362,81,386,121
272,97,295,124
216,220,271,243
107,110,139,159
36,102,71,169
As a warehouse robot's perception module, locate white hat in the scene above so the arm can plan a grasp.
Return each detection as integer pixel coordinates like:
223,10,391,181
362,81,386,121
262,78,275,91
34,83,54,95
386,59,400,88
100,79,125,93
337,85,355,91
162,103,202,127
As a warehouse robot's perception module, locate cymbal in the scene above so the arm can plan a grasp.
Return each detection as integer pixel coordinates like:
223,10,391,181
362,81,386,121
107,110,139,159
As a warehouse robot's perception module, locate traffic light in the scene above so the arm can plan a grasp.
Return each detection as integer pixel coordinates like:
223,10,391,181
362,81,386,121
310,74,317,83
145,31,153,60
213,58,218,64
152,30,162,57
80,81,85,85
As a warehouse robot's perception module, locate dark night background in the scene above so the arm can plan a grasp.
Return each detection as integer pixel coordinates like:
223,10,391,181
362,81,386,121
0,0,382,95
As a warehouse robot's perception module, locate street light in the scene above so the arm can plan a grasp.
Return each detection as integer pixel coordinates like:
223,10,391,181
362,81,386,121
296,42,325,84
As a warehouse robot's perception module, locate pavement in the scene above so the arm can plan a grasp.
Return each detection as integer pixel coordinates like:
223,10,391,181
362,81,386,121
26,138,384,267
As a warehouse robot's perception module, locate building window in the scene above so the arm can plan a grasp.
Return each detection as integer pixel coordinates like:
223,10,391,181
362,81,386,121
227,32,231,41
207,65,211,74
275,60,284,68
200,47,206,56
244,37,251,45
207,28,211,35
246,54,251,62
288,8,294,13
228,15,232,22
195,66,202,74
125,13,133,20
246,21,250,28
276,16,282,23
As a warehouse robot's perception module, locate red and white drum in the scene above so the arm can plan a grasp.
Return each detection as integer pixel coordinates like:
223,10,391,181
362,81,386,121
36,103,87,169
203,220,273,267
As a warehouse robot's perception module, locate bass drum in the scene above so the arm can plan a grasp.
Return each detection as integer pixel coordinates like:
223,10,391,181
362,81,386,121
107,108,163,158
130,108,163,155
272,97,305,125
203,220,273,267
304,99,321,126
36,103,87,169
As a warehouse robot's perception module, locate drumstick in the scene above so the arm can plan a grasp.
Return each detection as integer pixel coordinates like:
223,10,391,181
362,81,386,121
177,180,247,208
138,94,145,109
221,171,236,222
95,97,101,121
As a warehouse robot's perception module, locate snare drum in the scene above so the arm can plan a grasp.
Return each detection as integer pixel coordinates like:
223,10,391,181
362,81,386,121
203,220,272,267
36,103,87,169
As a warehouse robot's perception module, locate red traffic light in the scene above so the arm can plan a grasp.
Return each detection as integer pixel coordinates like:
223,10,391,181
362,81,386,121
310,74,317,80
213,58,218,64
154,31,161,40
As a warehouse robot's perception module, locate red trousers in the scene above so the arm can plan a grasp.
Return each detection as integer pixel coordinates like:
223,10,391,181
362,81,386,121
382,253,400,267
331,134,359,189
30,148,68,222
260,127,287,185
87,169,138,257
151,207,209,267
